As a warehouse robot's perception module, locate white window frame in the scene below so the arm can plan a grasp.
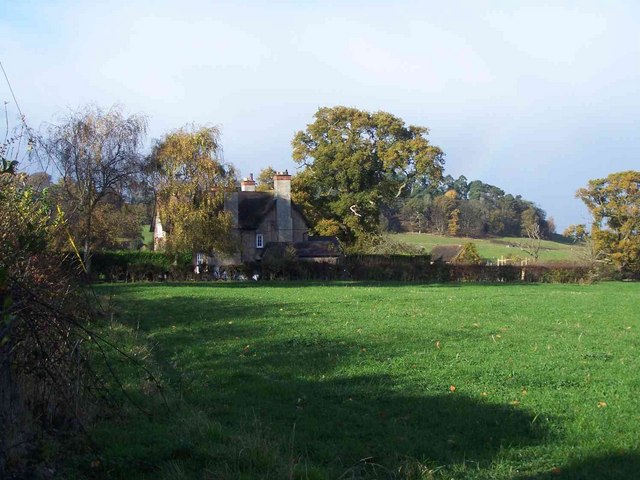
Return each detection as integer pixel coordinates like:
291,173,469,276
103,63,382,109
256,233,264,249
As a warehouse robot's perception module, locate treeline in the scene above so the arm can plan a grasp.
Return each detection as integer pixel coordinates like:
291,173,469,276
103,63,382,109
384,175,556,238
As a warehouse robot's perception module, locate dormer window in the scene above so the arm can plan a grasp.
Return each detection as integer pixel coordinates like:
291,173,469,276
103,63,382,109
256,233,264,249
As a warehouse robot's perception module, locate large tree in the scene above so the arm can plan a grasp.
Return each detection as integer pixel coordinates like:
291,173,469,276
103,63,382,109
41,105,147,271
291,106,445,240
147,125,237,255
576,170,640,274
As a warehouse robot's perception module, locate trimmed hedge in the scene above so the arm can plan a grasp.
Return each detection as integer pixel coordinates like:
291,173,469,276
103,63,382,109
86,251,193,282
258,255,591,283
80,251,591,284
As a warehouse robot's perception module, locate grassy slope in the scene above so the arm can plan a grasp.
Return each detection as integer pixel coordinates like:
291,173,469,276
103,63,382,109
141,224,153,247
76,282,640,479
392,232,585,263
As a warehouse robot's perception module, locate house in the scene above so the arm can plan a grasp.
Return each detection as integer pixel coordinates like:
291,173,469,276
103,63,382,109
429,245,464,264
154,170,341,266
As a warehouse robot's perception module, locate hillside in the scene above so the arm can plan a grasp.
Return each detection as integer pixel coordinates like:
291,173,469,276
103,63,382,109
392,232,586,264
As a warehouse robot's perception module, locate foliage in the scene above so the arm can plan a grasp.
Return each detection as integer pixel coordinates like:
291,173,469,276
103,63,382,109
291,106,445,241
563,224,588,243
48,187,146,252
74,282,640,479
458,242,483,264
40,105,147,270
147,125,237,256
256,165,277,191
576,170,640,275
313,218,343,237
396,178,554,239
0,172,92,476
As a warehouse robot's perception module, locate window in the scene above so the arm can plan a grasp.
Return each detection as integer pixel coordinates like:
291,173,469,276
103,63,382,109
256,233,264,248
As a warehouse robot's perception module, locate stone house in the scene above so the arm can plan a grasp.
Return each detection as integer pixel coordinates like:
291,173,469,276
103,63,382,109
222,171,309,263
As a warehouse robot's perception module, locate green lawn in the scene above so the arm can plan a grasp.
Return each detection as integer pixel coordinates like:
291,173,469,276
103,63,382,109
141,224,153,248
71,282,640,479
392,232,585,264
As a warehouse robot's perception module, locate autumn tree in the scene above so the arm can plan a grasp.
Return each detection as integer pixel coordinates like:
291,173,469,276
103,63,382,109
291,106,444,241
563,224,588,243
256,165,277,191
147,125,237,255
458,242,483,264
576,171,640,275
40,105,147,271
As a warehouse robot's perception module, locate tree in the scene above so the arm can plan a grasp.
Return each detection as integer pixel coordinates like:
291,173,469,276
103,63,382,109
148,125,237,255
256,166,277,191
563,224,588,243
458,242,483,264
291,106,444,241
40,105,147,271
517,221,542,262
576,171,640,274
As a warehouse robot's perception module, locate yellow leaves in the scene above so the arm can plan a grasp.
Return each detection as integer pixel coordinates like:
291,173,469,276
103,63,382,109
598,401,608,408
435,340,441,349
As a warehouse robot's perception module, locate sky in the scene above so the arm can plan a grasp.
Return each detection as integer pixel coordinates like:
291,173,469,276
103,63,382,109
1,0,639,230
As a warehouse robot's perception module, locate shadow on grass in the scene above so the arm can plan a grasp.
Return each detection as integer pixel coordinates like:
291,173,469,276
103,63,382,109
515,451,640,480
93,285,555,477
100,279,543,291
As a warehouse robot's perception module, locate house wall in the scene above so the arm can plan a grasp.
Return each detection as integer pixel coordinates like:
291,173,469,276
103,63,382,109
238,208,308,262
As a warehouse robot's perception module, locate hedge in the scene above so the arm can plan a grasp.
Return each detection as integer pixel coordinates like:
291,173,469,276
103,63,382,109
78,251,592,284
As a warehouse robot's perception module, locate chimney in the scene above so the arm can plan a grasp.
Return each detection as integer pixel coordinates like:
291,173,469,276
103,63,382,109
274,170,292,242
241,173,256,192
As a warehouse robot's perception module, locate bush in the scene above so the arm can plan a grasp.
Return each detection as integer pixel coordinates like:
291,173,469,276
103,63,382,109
88,251,194,282
1,174,93,476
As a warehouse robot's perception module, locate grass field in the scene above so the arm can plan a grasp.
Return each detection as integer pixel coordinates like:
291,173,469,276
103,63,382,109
392,233,584,264
141,224,153,248
70,282,640,479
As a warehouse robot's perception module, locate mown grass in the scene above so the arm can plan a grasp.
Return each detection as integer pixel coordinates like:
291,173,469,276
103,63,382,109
392,233,584,263
68,282,639,479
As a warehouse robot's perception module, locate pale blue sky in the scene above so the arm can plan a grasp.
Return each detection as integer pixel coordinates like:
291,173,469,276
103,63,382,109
2,0,639,229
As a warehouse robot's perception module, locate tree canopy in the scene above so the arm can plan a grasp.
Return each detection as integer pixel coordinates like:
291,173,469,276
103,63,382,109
577,170,640,274
40,105,147,270
395,177,554,239
291,106,445,240
147,125,237,255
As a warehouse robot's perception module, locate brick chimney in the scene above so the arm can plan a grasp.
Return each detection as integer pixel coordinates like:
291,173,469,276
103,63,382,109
274,170,292,242
241,173,256,192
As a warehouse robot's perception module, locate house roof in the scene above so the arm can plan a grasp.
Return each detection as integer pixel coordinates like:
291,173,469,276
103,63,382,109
236,191,310,230
237,192,275,229
430,245,464,263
